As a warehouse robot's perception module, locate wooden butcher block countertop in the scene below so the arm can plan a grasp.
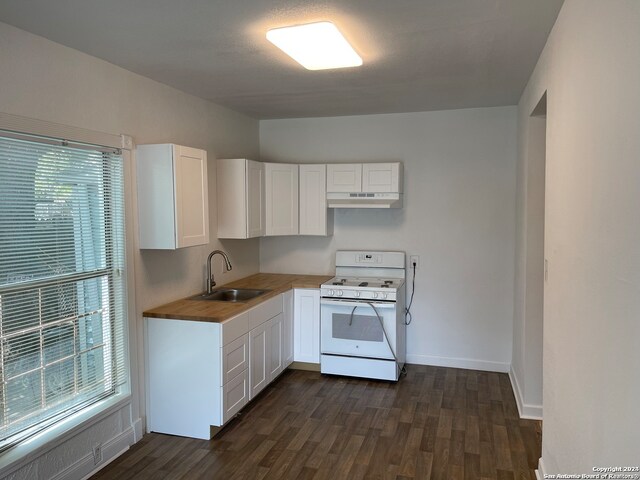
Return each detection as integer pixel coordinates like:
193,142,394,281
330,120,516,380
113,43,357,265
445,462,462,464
143,273,332,323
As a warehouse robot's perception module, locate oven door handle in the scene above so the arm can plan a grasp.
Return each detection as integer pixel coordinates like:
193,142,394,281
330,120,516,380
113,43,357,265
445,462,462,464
320,299,396,309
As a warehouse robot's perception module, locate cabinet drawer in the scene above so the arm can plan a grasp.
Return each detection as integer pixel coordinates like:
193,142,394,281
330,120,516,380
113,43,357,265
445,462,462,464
222,311,249,345
249,295,282,330
222,370,248,424
222,334,248,385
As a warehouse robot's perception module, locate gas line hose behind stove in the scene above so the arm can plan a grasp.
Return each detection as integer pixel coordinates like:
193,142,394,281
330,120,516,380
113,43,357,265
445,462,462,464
348,302,407,377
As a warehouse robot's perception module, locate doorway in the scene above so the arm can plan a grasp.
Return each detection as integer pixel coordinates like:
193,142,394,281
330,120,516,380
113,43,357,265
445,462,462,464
524,92,546,417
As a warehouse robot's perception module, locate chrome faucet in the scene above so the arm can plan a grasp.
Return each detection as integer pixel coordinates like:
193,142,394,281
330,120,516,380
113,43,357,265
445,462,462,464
207,250,233,294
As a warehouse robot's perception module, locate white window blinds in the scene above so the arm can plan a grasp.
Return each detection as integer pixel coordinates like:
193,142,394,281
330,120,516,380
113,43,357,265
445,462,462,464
0,131,127,449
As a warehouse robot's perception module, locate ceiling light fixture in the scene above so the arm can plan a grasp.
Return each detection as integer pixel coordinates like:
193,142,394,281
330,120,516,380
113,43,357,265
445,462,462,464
266,21,363,71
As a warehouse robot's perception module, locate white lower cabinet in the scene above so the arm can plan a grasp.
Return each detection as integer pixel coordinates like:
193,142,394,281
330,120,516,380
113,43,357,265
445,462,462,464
146,288,322,439
293,288,321,364
146,293,285,439
147,318,221,440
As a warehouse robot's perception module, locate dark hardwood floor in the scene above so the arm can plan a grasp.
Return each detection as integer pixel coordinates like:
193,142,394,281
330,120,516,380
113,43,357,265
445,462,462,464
91,365,541,479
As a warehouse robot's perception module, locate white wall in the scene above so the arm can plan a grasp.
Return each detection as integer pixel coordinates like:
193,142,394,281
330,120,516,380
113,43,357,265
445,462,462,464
517,0,640,474
0,22,260,479
260,107,517,372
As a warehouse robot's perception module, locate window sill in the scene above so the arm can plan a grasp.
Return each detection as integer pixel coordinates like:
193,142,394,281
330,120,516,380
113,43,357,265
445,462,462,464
0,392,133,476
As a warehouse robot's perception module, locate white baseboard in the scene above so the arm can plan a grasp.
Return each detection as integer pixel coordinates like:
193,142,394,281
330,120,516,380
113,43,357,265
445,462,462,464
536,456,547,480
49,419,140,480
132,417,144,443
406,353,510,373
508,367,543,420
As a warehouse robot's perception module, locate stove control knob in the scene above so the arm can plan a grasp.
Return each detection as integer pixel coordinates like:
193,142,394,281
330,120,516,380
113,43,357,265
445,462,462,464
372,292,378,299
336,290,343,296
329,290,335,296
354,291,360,298
380,292,387,300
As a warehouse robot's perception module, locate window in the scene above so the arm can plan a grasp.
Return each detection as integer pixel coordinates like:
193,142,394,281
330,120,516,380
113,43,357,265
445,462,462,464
0,131,127,450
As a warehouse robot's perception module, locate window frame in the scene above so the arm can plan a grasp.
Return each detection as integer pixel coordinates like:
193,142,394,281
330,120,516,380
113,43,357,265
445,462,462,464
0,112,136,474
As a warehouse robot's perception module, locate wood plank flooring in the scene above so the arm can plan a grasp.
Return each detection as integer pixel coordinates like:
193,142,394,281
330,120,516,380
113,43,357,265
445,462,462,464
91,365,541,480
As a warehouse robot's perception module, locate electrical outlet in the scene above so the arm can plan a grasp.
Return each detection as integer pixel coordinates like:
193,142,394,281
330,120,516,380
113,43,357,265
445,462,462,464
410,255,420,270
93,444,103,465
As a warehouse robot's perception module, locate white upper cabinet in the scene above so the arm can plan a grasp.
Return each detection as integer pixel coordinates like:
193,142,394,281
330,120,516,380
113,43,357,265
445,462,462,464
265,163,299,236
299,164,333,236
137,144,209,249
217,159,265,239
327,162,403,194
362,163,403,193
327,163,362,192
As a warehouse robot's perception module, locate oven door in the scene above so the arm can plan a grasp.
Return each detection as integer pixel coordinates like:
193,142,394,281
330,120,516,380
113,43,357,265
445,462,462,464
320,299,397,360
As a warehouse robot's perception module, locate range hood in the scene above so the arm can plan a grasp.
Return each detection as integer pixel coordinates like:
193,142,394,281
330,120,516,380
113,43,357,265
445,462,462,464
327,192,403,209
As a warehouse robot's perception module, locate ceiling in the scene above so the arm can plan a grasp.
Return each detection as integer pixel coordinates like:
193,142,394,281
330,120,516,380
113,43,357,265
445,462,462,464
0,0,564,119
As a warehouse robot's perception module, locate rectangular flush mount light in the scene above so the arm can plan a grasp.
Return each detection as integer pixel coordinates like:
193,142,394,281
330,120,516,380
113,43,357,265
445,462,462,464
266,21,363,70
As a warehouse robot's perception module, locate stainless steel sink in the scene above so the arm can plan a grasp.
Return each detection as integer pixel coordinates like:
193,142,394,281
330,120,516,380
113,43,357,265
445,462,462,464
190,288,268,302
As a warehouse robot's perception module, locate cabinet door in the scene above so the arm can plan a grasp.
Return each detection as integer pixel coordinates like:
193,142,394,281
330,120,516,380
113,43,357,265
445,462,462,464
268,313,284,380
246,160,265,237
293,289,321,364
137,144,176,249
217,158,249,239
249,322,269,399
282,290,294,368
265,163,299,236
299,164,332,236
174,145,209,247
362,162,401,193
326,164,362,193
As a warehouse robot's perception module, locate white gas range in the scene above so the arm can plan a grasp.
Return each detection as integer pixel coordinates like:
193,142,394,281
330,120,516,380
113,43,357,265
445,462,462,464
320,251,406,381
